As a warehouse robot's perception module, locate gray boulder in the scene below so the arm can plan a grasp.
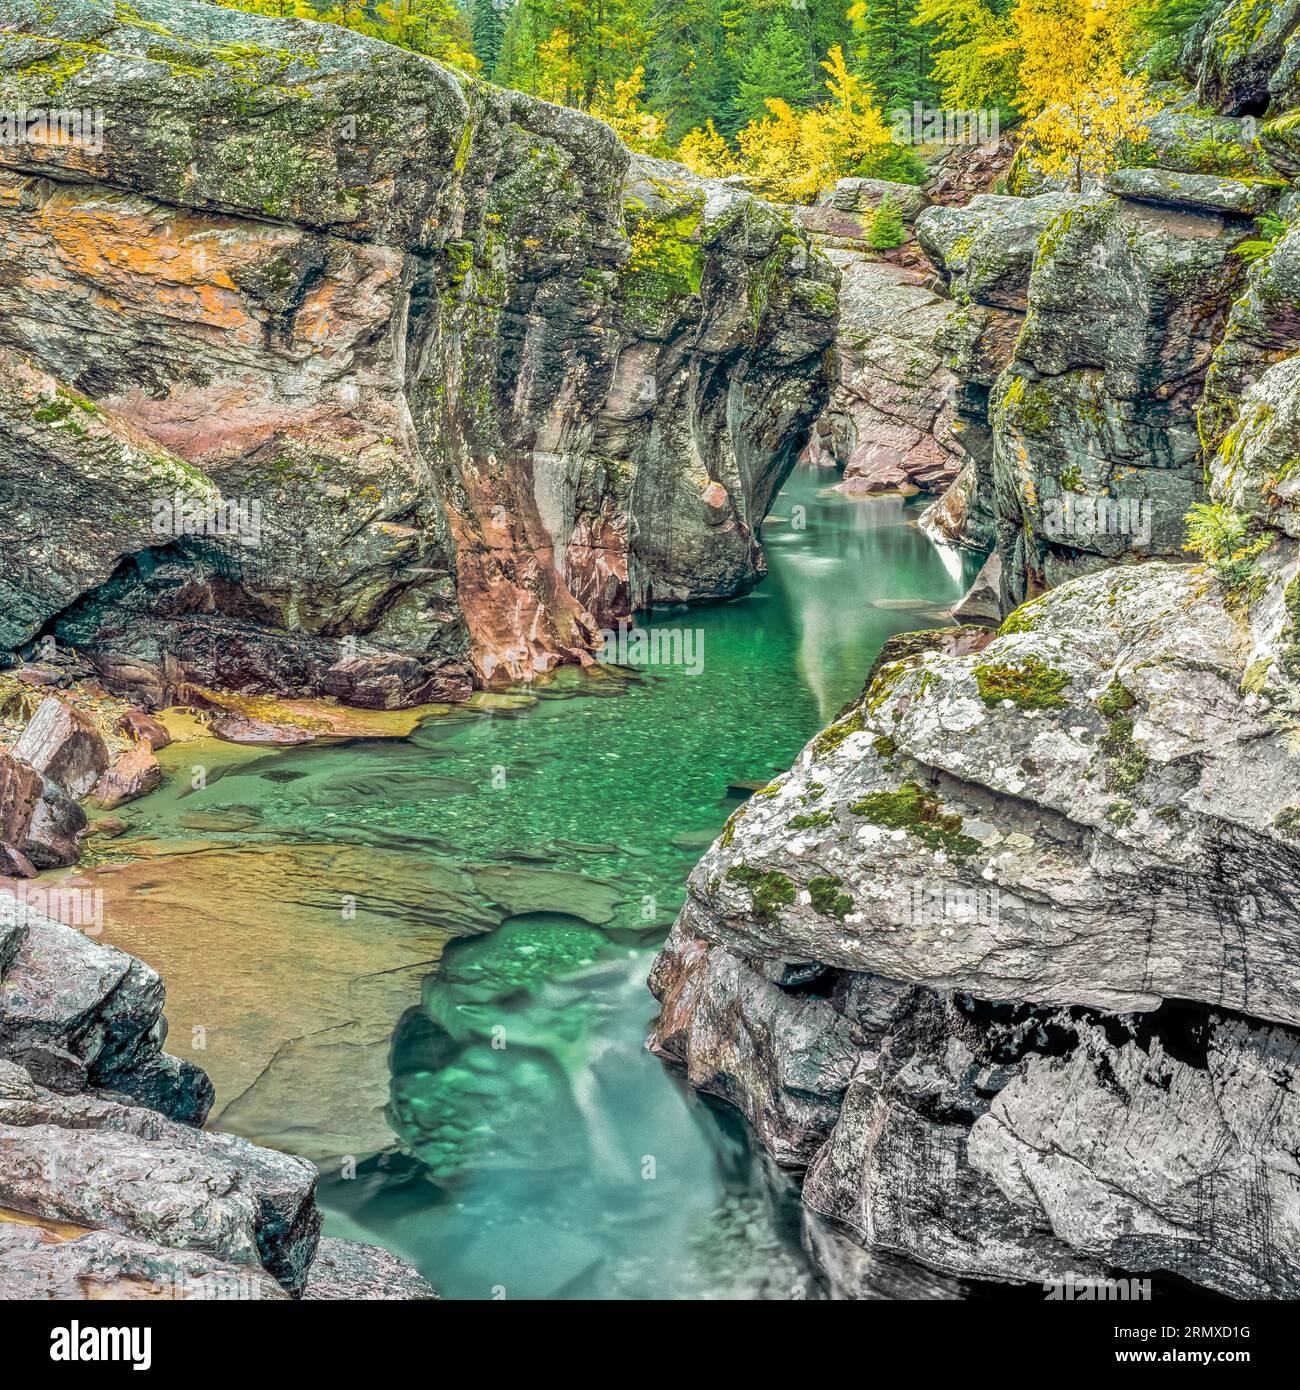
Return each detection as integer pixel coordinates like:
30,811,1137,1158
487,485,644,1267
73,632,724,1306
648,924,862,1166
0,1068,321,1291
823,178,928,221
1105,166,1274,216
948,551,1001,625
1181,0,1300,115
0,1219,289,1300
303,1237,438,1300
0,907,211,1119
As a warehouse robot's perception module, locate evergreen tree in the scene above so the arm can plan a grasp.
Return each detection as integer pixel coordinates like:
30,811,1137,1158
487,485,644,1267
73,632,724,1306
850,0,939,111
495,0,647,110
866,193,906,249
734,15,816,126
472,0,505,73
643,0,734,142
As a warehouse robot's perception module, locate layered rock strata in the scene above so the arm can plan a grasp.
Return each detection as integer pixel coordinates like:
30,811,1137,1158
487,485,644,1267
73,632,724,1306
0,0,835,701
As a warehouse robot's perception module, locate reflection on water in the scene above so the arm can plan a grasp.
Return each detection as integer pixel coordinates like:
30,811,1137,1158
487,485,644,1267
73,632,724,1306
87,465,980,1300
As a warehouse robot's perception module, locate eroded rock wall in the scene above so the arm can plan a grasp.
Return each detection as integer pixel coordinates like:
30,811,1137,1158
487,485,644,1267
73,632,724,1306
0,0,834,700
651,17,1300,1299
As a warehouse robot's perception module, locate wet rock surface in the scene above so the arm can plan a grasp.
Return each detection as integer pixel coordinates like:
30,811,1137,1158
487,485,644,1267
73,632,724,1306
0,0,835,699
650,15,1300,1295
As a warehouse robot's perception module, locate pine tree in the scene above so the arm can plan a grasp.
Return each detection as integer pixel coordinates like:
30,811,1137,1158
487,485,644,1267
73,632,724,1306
734,15,816,126
867,193,906,249
472,0,505,73
643,0,734,142
849,0,938,111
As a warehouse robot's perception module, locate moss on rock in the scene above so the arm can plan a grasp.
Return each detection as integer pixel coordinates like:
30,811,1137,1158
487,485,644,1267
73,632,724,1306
974,656,1072,711
849,780,980,857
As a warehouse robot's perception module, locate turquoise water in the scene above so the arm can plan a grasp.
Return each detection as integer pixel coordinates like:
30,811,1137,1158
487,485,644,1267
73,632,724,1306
100,466,979,1299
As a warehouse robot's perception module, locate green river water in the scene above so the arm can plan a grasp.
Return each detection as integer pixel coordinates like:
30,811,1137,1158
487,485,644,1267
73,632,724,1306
90,465,979,1300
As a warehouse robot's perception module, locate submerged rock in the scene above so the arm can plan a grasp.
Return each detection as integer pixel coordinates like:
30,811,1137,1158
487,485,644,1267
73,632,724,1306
91,744,163,810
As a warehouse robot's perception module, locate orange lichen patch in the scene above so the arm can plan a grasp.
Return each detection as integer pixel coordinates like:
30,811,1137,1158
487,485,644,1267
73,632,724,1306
81,1275,187,1300
21,273,71,295
9,136,104,178
30,187,295,340
291,244,404,356
292,278,341,346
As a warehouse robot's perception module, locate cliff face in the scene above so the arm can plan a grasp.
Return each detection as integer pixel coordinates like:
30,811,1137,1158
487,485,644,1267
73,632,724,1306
794,181,968,501
0,0,834,702
651,14,1300,1300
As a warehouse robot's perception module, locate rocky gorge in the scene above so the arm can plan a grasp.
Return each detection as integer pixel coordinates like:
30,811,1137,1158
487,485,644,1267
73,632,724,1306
0,0,1298,1310
0,0,836,704
650,0,1300,1301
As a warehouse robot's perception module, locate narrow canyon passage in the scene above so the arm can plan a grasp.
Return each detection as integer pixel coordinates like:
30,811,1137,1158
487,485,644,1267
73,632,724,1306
76,467,976,1300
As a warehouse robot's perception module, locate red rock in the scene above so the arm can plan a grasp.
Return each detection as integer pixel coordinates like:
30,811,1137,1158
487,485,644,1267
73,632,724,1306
210,715,316,747
0,753,41,850
0,843,37,879
117,709,172,751
13,665,63,688
92,745,164,811
323,654,474,710
23,779,87,869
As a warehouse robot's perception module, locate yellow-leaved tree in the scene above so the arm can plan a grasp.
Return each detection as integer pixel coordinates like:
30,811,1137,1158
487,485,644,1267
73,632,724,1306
1014,0,1156,189
591,67,671,156
1022,71,1155,189
919,0,1158,190
736,99,832,205
915,0,1019,110
817,45,896,176
725,45,901,204
677,120,741,179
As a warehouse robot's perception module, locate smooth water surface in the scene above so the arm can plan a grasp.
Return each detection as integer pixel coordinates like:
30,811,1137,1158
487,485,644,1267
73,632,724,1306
90,467,978,1300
